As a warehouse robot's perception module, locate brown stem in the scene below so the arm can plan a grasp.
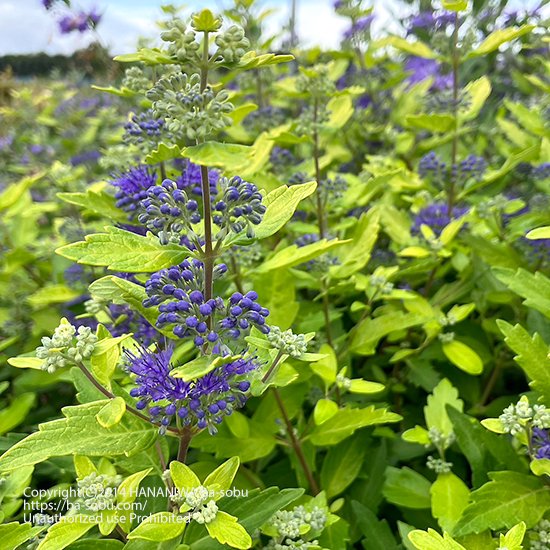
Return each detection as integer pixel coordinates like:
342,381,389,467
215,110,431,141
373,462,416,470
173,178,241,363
478,361,502,408
272,388,319,495
262,349,285,384
177,427,193,463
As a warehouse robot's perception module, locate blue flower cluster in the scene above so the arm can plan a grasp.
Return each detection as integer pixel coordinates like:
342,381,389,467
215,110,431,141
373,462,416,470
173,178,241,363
533,428,550,459
408,11,455,33
125,345,259,434
175,159,219,198
412,202,469,236
320,176,348,200
419,152,487,185
123,110,165,145
405,57,452,91
138,179,201,245
110,166,158,220
143,259,269,351
213,176,266,238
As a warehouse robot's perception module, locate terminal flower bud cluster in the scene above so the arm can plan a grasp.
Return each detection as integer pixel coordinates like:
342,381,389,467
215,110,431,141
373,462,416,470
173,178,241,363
499,397,550,436
147,73,234,141
267,326,308,358
36,319,98,373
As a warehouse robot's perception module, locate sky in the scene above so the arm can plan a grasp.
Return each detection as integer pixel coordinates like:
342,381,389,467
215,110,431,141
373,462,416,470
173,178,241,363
0,0,403,55
0,0,543,56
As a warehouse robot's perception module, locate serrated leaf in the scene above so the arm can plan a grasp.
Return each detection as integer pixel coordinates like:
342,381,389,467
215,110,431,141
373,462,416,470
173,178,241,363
497,320,550,403
0,400,156,472
181,142,253,171
453,472,550,536
56,227,188,272
145,143,182,164
57,190,126,221
408,529,466,550
494,268,550,319
424,378,464,437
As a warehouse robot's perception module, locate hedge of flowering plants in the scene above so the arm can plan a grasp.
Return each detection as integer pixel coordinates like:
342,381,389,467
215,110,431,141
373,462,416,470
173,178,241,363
0,0,549,548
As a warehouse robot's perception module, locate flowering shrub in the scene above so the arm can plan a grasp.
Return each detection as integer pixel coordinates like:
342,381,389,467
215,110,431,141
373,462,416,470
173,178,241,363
0,0,549,548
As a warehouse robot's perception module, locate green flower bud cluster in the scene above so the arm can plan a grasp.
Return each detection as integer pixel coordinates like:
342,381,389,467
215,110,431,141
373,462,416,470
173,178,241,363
77,472,122,512
370,275,394,295
428,427,455,450
438,331,455,344
36,320,97,373
191,499,219,524
264,539,320,549
161,20,201,64
181,485,210,508
528,518,550,550
147,72,234,141
85,298,105,315
426,455,452,474
122,67,151,93
215,25,250,64
336,373,352,391
267,326,308,358
499,397,550,436
269,505,327,540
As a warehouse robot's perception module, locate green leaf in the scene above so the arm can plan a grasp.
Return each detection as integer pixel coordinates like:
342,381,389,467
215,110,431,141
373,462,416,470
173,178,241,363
204,457,240,493
314,399,339,426
310,344,337,387
321,434,366,498
0,400,156,472
497,320,550,402
237,52,294,70
402,425,431,446
453,472,550,536
181,143,253,172
256,239,348,273
442,0,467,11
170,461,201,491
0,173,43,211
348,379,385,394
114,48,174,65
206,511,252,549
127,512,186,541
447,406,527,486
191,9,222,32
431,473,470,532
57,190,127,221
441,340,483,375
37,516,95,550
408,529,466,550
350,312,432,355
308,406,401,446
531,459,550,477
170,356,220,382
468,25,534,57
145,143,182,165
377,36,437,59
424,378,464,437
251,181,317,242
494,268,550,319
56,227,188,272
459,77,491,122
351,501,398,550
0,523,44,550
96,397,126,428
383,467,431,509
499,522,527,550
0,393,36,435
405,114,455,132
330,210,380,278
326,94,353,130
27,284,81,309
527,226,550,240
